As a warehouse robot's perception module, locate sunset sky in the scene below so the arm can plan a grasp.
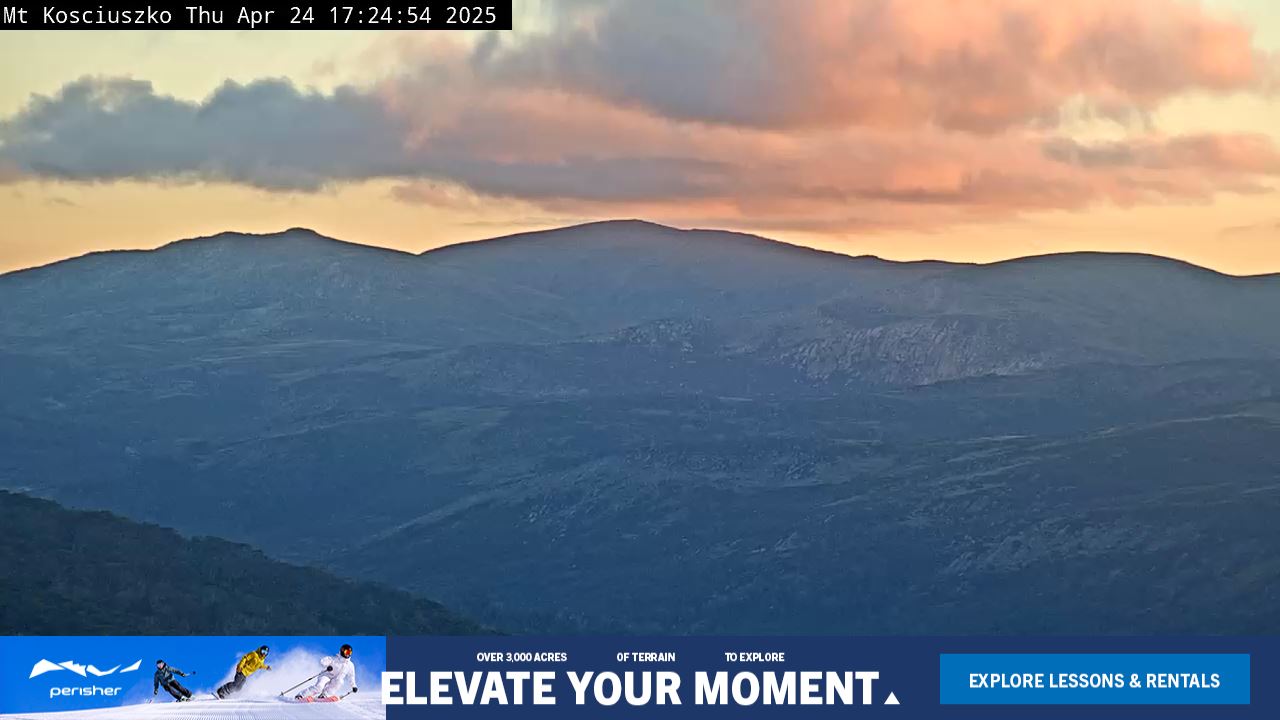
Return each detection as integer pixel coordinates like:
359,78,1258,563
2,0,1280,275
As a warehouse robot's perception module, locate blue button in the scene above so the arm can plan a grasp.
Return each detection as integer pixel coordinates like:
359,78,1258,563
940,653,1250,705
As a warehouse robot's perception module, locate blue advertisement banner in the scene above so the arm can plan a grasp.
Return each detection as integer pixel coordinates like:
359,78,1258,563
0,635,385,717
384,636,1274,720
1,635,1276,719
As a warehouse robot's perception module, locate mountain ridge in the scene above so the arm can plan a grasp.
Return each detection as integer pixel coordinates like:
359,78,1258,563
5,220,1279,280
2,218,1279,634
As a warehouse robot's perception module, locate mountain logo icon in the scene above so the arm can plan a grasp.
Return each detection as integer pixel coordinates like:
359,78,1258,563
29,659,141,679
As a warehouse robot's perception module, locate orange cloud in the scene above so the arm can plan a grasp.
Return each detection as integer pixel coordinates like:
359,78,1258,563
488,0,1273,132
2,0,1276,237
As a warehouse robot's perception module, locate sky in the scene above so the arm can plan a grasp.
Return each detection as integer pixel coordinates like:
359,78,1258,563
2,0,1280,275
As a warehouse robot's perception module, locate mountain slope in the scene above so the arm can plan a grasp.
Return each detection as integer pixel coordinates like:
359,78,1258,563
2,221,1279,634
335,392,1280,634
0,491,485,635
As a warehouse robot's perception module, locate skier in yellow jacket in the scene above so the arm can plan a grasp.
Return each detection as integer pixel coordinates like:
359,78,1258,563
214,645,272,699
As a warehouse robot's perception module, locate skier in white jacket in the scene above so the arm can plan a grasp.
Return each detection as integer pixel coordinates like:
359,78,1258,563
297,644,358,700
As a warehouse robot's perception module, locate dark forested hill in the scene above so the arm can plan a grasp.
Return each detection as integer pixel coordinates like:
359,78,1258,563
0,491,486,635
2,221,1279,634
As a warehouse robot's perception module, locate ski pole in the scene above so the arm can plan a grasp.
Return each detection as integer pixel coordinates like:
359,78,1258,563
279,672,324,697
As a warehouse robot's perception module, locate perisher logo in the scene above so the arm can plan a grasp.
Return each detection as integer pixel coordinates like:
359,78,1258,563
28,658,141,700
29,658,142,679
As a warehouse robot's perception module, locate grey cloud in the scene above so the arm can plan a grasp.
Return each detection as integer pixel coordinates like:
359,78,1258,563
481,0,779,127
1044,135,1280,174
0,77,411,191
0,76,726,201
1043,139,1139,168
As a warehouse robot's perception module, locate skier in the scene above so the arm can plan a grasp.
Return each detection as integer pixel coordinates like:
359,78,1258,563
153,660,194,702
296,643,358,701
215,645,271,699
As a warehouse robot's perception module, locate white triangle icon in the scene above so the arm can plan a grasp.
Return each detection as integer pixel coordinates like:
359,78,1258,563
884,692,900,705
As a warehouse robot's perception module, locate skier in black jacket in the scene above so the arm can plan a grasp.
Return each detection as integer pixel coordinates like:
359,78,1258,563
153,660,194,702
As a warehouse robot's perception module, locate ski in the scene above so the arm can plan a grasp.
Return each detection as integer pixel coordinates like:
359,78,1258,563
293,690,352,704
294,695,341,703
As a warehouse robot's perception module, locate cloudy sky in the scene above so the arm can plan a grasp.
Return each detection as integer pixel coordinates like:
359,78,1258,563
2,0,1280,274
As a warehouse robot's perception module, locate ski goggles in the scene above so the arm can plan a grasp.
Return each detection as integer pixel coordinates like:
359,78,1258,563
340,647,352,658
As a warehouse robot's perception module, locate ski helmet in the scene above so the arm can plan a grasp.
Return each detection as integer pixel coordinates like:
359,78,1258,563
339,644,353,658
156,660,166,668
259,645,270,656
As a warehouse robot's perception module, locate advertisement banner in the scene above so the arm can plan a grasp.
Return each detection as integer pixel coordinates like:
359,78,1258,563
383,636,1272,720
0,636,385,718
1,636,1276,719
